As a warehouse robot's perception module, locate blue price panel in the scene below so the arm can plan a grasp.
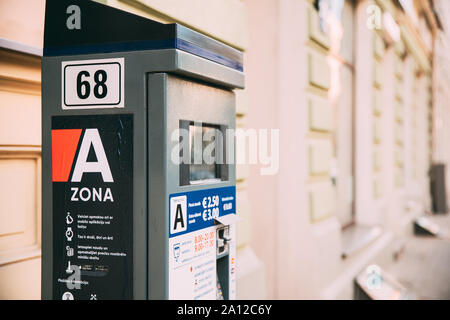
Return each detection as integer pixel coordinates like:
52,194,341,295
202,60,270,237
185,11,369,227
169,186,236,238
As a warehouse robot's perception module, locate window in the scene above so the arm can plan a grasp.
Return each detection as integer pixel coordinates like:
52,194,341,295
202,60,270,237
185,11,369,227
179,121,229,186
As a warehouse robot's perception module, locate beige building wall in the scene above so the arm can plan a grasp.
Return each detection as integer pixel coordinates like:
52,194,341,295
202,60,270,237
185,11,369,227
0,0,45,300
433,0,450,200
244,0,438,300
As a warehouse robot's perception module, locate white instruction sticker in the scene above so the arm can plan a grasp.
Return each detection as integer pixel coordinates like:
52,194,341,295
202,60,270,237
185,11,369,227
169,227,217,300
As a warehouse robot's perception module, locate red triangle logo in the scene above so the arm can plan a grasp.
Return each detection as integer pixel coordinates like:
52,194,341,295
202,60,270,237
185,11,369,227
51,129,82,182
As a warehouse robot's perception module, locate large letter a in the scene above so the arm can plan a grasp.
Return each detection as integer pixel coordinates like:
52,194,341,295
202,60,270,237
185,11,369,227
72,129,114,182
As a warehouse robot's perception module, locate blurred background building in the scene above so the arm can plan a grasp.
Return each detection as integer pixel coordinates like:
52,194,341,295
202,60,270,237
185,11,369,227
1,0,450,299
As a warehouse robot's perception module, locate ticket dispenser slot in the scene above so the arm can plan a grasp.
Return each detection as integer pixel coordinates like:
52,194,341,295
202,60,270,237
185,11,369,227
217,226,231,257
42,0,244,300
214,215,240,300
216,226,230,300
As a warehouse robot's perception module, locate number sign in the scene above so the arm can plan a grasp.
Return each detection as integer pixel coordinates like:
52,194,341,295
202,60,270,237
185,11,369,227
61,58,124,109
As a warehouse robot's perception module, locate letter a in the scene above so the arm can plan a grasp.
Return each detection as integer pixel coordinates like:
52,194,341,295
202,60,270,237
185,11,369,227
72,129,114,182
174,204,185,230
66,5,81,30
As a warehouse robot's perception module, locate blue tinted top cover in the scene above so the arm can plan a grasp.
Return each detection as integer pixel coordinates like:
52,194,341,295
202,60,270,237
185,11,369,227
43,0,243,71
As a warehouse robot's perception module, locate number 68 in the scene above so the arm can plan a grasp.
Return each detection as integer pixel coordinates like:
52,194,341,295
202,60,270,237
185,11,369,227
76,69,108,99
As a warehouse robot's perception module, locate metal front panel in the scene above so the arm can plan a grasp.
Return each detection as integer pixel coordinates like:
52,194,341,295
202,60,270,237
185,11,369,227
148,73,236,299
42,52,148,300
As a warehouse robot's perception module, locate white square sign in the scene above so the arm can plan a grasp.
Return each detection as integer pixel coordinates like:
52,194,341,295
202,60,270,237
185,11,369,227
61,57,124,109
170,195,187,235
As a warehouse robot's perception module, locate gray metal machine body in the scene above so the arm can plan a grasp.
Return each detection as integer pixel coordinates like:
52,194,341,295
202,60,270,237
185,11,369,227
42,0,243,300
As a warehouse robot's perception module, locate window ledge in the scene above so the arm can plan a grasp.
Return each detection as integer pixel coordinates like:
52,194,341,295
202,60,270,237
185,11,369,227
341,225,383,259
321,231,393,299
0,245,41,267
0,38,42,57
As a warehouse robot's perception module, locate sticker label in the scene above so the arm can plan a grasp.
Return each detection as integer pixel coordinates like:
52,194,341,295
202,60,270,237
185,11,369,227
168,186,236,300
62,58,124,109
52,114,133,300
170,196,187,235
169,227,217,300
169,186,236,238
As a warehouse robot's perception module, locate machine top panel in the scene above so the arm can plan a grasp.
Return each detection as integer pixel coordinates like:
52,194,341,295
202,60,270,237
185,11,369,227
43,0,243,71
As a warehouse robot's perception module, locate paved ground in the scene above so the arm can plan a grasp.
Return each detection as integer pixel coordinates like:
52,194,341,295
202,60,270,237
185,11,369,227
383,214,450,300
